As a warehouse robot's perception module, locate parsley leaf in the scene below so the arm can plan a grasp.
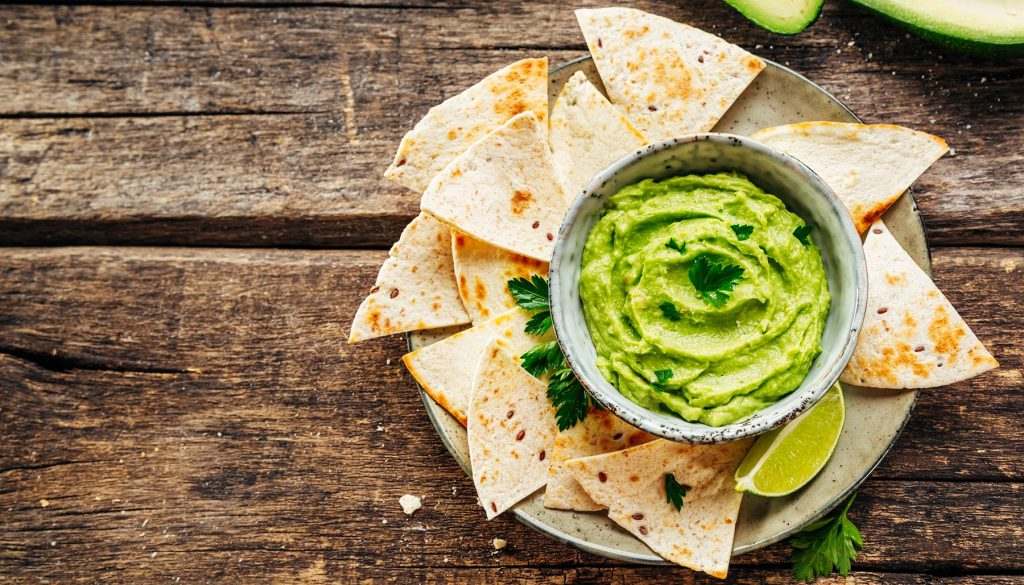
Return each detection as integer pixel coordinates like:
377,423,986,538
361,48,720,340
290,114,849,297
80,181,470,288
664,473,690,511
508,275,550,311
731,224,754,240
794,224,814,245
524,310,552,336
659,301,682,321
666,238,687,254
548,367,590,431
791,492,863,582
653,369,673,389
520,341,562,377
688,253,744,307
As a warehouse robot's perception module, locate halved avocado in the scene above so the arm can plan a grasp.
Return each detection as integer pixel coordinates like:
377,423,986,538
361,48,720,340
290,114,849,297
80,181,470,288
724,0,825,35
851,0,1024,56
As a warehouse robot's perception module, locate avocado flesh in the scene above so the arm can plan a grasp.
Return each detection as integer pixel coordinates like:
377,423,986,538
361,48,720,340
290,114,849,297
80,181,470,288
852,0,1024,55
724,0,824,34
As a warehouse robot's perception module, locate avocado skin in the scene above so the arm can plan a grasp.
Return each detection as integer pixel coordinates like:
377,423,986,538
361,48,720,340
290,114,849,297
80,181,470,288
850,0,1024,57
723,0,824,35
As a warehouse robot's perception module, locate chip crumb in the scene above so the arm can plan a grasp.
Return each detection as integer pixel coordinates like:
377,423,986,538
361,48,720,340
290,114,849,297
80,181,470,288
451,486,458,496
492,538,507,550
399,494,422,515
39,499,49,508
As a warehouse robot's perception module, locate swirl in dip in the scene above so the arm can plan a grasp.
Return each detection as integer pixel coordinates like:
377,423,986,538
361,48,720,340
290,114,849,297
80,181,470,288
579,172,831,426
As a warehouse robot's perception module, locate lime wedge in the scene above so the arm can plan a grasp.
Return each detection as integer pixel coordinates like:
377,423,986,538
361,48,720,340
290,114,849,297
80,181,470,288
734,383,845,497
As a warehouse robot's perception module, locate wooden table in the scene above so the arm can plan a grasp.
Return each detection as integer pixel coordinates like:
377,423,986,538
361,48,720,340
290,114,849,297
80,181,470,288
1,2,1021,583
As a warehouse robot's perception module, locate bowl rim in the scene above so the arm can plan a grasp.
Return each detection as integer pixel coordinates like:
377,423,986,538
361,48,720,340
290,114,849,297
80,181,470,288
549,132,868,443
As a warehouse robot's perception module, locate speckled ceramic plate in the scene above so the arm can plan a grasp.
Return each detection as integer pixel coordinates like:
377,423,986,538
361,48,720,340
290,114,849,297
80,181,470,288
408,57,923,563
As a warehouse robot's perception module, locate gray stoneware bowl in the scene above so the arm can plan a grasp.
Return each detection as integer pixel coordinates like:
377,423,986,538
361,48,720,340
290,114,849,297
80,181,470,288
549,133,868,444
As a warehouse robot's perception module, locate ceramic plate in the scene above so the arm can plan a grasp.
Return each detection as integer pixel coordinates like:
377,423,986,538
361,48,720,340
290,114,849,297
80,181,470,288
409,56,924,562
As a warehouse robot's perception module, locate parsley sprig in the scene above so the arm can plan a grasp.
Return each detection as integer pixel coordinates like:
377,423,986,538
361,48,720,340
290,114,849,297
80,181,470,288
666,238,687,254
508,275,592,430
731,224,754,240
791,492,863,582
794,224,814,245
664,473,690,511
688,253,744,307
508,275,552,335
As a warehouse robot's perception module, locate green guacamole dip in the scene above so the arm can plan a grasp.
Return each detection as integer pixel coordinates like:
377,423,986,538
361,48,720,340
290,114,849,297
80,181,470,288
579,172,831,427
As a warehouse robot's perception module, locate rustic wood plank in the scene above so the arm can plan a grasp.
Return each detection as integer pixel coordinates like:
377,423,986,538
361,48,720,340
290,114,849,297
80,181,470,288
0,247,1019,478
1,2,1022,246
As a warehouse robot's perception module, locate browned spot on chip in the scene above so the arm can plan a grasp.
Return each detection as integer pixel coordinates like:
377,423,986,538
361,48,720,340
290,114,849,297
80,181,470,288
490,347,500,359
598,472,608,483
458,275,469,298
474,277,487,300
539,450,546,461
855,199,896,234
511,189,534,215
389,288,400,299
886,273,907,286
638,526,648,535
368,309,382,332
928,304,966,365
877,307,888,314
447,129,457,140
724,518,733,525
629,474,639,483
454,233,466,248
494,88,527,119
515,430,525,441
370,285,380,294
451,168,462,178
396,158,407,167
744,55,764,73
632,513,644,520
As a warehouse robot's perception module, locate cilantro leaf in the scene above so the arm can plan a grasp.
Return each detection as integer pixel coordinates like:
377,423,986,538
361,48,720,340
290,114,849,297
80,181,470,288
731,224,754,241
652,369,673,389
687,254,744,307
666,238,687,254
659,301,682,321
524,310,552,336
507,275,549,311
664,473,690,511
791,492,863,582
794,224,814,245
520,341,562,377
548,367,590,431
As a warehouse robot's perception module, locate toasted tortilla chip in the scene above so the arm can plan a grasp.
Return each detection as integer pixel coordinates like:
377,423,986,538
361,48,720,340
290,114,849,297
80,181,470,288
402,308,543,425
576,8,764,142
383,58,549,193
841,220,998,388
567,439,750,579
469,339,558,520
421,112,568,262
451,230,549,325
549,71,648,198
752,122,948,234
544,409,656,512
349,213,470,343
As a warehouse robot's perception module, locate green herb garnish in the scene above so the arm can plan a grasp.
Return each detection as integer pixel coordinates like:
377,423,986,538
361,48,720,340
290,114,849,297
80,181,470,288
794,224,814,245
664,473,690,511
547,366,590,431
653,369,673,389
731,224,754,240
666,238,687,254
509,275,551,335
791,492,863,582
508,275,549,311
659,301,682,321
509,275,591,430
520,341,562,377
687,253,744,307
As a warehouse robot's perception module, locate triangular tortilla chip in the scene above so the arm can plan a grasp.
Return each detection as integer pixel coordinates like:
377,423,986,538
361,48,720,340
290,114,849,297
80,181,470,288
469,339,558,520
451,230,549,325
567,439,750,579
751,122,948,234
383,57,548,193
421,111,569,262
549,71,648,198
544,409,656,512
576,7,764,142
402,308,543,425
349,213,470,342
841,220,998,388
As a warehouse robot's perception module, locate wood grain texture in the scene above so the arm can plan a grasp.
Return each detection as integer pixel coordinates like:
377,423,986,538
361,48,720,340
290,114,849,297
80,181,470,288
0,246,1021,583
1,2,1022,246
